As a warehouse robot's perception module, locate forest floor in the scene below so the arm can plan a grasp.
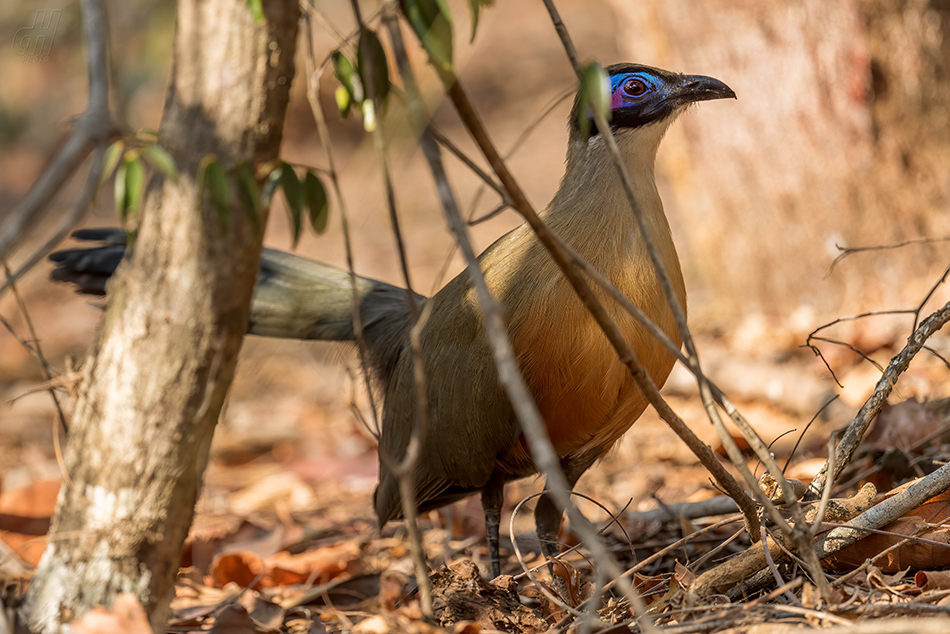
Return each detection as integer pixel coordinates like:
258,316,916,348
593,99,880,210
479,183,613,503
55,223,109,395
4,1,950,631
3,261,950,633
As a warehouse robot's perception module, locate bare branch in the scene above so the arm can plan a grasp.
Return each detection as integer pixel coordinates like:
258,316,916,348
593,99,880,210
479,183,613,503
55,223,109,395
384,7,658,628
1,264,70,437
428,126,509,204
827,236,950,277
301,10,382,438
540,0,777,537
807,301,950,499
0,0,116,264
539,0,838,593
815,460,950,560
0,146,107,302
364,4,433,618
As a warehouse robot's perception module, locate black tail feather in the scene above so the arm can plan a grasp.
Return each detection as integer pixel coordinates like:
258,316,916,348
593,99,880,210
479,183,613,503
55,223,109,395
69,228,128,246
49,229,128,296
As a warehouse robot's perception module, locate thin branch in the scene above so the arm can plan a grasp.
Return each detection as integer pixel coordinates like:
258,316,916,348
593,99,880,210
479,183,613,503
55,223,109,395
551,515,745,630
364,4,433,619
803,309,914,387
806,301,950,499
808,335,888,375
467,202,508,226
463,89,572,225
760,524,796,604
1,265,69,437
783,395,838,474
540,0,829,593
444,55,759,544
428,126,509,203
0,146,107,301
385,6,657,627
508,493,595,623
687,525,746,571
913,261,950,331
301,11,381,437
814,459,950,560
831,521,950,588
827,236,950,277
0,0,115,265
546,0,789,530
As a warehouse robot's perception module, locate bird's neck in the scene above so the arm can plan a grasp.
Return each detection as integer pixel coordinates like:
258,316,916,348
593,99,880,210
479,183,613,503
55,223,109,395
544,122,680,283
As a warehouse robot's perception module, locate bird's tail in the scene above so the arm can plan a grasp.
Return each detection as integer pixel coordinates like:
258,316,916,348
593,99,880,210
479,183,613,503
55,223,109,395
50,228,418,382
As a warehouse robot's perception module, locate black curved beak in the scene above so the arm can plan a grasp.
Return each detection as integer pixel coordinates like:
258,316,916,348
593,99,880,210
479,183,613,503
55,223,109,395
673,74,736,106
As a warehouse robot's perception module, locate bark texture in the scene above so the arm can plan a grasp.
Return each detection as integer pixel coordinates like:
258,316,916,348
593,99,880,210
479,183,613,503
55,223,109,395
22,0,298,631
608,0,950,319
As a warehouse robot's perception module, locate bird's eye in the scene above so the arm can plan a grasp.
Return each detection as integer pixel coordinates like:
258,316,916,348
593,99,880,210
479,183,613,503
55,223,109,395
622,77,648,98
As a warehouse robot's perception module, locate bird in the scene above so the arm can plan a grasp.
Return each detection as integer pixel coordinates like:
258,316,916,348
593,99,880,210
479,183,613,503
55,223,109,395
50,63,735,580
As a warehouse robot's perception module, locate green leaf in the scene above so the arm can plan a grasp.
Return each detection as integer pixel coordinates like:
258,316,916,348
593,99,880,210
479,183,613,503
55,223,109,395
260,163,283,207
236,162,261,234
578,61,609,141
123,154,146,219
333,51,363,108
205,158,231,231
246,0,264,23
468,0,492,42
101,140,125,190
402,0,454,75
114,152,145,223
280,162,304,247
195,156,210,213
335,85,352,118
114,155,128,221
304,171,329,234
361,99,377,132
357,29,390,109
142,143,179,184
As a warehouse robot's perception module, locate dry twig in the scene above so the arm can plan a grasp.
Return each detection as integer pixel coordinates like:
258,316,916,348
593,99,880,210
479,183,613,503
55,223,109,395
807,301,950,499
0,0,116,293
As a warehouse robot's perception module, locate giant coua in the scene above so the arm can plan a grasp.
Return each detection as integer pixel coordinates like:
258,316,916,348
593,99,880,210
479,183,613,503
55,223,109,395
51,63,734,579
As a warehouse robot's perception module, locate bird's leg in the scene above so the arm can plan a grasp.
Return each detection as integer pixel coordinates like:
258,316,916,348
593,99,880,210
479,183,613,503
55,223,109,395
535,460,591,575
480,476,505,580
535,479,572,598
534,483,564,562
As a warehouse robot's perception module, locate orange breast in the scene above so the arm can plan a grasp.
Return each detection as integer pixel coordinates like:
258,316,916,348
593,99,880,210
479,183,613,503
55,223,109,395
508,275,680,463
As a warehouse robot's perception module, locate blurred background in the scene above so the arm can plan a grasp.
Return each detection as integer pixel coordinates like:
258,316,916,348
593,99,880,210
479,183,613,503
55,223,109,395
1,0,949,570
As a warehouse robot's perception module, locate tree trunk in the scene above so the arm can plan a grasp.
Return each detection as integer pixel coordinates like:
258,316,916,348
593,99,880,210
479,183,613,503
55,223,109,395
22,0,298,631
609,0,950,321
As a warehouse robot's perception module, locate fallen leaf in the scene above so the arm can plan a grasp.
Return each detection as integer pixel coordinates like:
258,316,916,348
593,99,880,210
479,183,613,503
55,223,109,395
211,541,364,590
0,478,59,567
267,540,363,586
915,570,950,591
632,572,668,608
229,472,315,516
866,399,944,452
353,615,390,634
239,591,285,630
785,458,826,484
673,560,696,589
212,551,265,589
209,604,268,633
823,489,950,572
281,572,380,609
69,593,153,634
867,564,914,595
431,561,546,632
380,570,410,611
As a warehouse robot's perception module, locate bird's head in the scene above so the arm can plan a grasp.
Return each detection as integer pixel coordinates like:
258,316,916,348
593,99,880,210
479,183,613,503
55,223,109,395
570,63,735,143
